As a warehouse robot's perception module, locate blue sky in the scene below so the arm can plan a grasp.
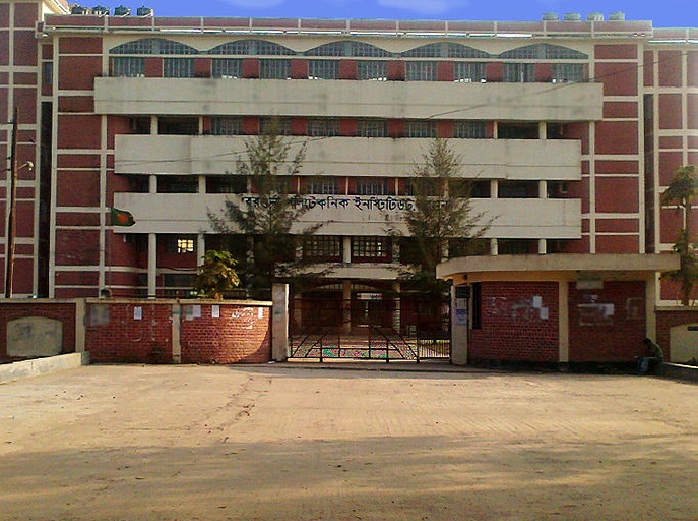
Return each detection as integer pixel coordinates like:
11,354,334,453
125,1,696,27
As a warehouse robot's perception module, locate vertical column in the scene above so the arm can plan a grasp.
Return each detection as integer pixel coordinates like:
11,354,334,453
197,233,205,266
451,284,469,365
558,280,569,364
147,233,156,298
538,239,547,254
645,275,657,342
342,279,352,334
271,283,290,361
171,302,181,363
149,174,157,193
75,298,86,353
342,236,352,264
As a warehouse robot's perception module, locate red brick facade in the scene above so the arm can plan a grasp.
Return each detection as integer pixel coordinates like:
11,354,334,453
568,281,646,362
469,281,560,363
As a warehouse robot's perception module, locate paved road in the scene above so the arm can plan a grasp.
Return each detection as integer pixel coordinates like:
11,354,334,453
0,364,696,521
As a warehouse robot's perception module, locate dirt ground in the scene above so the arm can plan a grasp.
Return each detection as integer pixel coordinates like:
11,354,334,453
0,363,696,521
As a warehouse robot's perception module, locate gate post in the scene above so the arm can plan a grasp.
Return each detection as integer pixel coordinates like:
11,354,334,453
451,285,469,365
271,283,290,361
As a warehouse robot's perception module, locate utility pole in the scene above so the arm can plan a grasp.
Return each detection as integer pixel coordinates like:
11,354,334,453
4,107,18,298
4,107,32,298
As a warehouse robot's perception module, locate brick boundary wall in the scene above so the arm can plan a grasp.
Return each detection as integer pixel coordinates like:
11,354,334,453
83,299,272,364
180,303,271,364
0,300,78,363
655,307,698,362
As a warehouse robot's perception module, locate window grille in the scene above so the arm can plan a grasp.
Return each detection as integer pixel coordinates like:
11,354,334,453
212,58,242,78
158,117,199,135
352,42,391,57
307,119,339,136
405,61,438,81
303,236,341,260
259,117,293,135
499,44,587,60
308,60,339,79
256,41,295,56
157,175,198,193
552,63,585,82
259,59,291,79
453,121,486,138
112,57,145,77
307,177,340,195
110,38,198,55
402,43,443,58
503,62,534,82
305,42,345,56
454,62,485,82
164,58,194,78
356,119,387,137
208,41,252,55
355,178,390,195
43,61,53,84
211,117,243,135
448,44,491,59
206,176,247,193
357,61,387,80
352,237,389,258
404,120,436,138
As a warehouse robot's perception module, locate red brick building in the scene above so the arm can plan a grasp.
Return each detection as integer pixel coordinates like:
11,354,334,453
0,2,695,363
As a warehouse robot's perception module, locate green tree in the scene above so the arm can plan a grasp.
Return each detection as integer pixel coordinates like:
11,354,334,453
660,165,698,305
208,123,324,299
388,138,491,297
193,250,240,299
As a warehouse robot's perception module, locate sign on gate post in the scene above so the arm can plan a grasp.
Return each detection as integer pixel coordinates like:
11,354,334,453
271,284,290,361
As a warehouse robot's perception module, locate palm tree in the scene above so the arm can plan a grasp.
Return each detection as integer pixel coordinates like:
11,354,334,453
660,165,697,305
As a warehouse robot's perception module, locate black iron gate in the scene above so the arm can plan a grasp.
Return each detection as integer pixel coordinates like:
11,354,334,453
290,296,450,362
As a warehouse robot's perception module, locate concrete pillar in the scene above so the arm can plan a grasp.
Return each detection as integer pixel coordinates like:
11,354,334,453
172,302,182,363
197,233,205,266
342,236,352,264
342,279,352,334
558,280,569,363
271,283,290,361
147,233,157,298
451,284,469,365
646,275,657,341
490,238,498,256
149,174,157,194
538,239,547,254
75,299,86,353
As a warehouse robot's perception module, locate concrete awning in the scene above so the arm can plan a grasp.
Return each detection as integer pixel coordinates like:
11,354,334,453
437,253,680,284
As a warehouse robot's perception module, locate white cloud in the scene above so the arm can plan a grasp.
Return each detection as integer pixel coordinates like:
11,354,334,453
377,0,462,15
223,0,285,8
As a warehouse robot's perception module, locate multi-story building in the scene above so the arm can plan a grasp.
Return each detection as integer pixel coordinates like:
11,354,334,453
0,1,696,361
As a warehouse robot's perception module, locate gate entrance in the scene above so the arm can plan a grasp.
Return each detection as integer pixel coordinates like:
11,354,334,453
290,293,450,362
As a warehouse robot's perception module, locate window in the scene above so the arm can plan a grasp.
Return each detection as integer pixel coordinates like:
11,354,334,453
498,122,539,139
158,117,199,135
355,177,390,195
259,59,291,79
252,175,293,194
352,237,390,261
454,62,485,82
130,117,151,134
211,117,243,135
303,236,341,262
405,61,437,81
498,180,538,198
259,117,292,135
547,181,569,199
112,57,145,77
402,178,440,196
305,42,345,57
499,44,587,60
454,121,486,138
43,61,53,84
357,119,387,137
552,63,585,83
402,43,443,58
308,60,339,79
404,120,436,138
357,61,387,80
503,63,534,82
306,177,340,195
206,176,247,193
165,236,196,253
498,239,537,254
449,179,490,198
307,118,339,136
212,58,242,78
164,58,194,78
157,176,198,193
352,43,391,58
449,238,490,257
546,122,565,139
